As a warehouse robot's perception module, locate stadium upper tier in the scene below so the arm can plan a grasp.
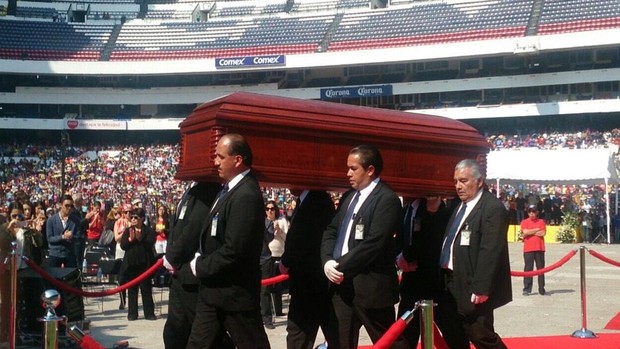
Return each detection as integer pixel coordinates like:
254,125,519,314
1,0,620,61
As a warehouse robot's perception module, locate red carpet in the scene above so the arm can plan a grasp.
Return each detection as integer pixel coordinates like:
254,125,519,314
503,334,620,349
359,333,620,349
606,311,620,330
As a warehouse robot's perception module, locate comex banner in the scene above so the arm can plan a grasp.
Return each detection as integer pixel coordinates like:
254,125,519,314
215,55,286,69
320,85,393,100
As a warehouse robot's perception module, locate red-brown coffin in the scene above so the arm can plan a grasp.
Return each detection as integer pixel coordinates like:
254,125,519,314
176,92,489,197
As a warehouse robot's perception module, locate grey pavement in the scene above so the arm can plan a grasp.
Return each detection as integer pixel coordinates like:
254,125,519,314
42,242,620,348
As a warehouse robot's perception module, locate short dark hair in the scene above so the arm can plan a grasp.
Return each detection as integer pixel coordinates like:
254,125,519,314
224,133,253,166
60,194,74,204
349,144,384,176
132,207,146,218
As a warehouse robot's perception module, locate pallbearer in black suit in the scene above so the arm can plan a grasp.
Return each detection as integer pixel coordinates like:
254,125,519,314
439,159,511,349
396,196,451,347
321,144,407,349
162,181,224,349
185,133,271,349
279,189,336,349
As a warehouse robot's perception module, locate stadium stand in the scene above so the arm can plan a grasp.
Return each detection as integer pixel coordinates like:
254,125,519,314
538,0,620,35
2,0,620,61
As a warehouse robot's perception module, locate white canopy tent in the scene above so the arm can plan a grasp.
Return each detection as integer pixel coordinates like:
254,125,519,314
487,147,620,243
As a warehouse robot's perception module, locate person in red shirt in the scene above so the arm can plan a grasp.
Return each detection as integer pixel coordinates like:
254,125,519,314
520,205,546,296
86,201,104,251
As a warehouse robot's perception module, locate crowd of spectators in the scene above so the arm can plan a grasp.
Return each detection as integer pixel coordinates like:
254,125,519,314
0,143,184,219
0,129,618,229
0,143,300,222
486,128,620,150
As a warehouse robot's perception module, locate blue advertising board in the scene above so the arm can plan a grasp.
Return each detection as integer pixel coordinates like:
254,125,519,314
215,55,286,69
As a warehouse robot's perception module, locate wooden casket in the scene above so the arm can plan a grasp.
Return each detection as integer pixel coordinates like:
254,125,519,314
176,92,490,197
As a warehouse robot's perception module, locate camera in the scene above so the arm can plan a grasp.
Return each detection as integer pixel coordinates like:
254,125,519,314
15,220,28,228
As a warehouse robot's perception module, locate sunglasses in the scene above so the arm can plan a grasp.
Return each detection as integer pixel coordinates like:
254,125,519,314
130,215,141,219
265,207,276,211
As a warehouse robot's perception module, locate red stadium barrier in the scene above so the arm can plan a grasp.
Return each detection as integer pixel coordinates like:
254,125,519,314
261,273,289,287
23,256,164,297
588,248,620,267
510,249,577,277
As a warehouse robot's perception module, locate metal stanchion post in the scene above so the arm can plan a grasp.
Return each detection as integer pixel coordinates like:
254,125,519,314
571,246,596,338
38,289,67,349
418,299,434,349
9,242,18,349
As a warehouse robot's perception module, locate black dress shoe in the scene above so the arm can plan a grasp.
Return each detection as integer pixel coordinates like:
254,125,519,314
264,323,275,330
145,315,157,321
119,304,125,310
539,289,547,295
127,316,137,321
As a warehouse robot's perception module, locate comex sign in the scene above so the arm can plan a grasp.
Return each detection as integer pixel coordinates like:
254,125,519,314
215,55,286,69
321,85,393,100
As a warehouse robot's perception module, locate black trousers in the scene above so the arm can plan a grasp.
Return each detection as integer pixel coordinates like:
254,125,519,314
186,298,271,349
439,274,507,349
329,291,408,349
260,258,282,324
286,291,334,349
523,251,545,293
126,276,155,319
163,279,199,349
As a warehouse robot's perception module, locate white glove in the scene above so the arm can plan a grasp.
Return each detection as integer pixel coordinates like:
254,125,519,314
323,260,344,285
162,256,177,275
190,252,200,277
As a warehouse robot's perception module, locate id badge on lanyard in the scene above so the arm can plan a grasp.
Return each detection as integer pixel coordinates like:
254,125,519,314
211,214,219,237
460,224,471,246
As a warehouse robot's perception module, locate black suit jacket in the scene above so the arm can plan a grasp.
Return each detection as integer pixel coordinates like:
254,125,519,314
119,224,156,281
165,182,221,285
192,173,265,312
447,190,512,316
321,181,401,308
281,191,335,296
400,199,451,301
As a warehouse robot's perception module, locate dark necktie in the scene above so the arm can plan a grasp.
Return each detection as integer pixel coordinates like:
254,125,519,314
218,184,229,200
403,203,414,246
211,184,229,211
333,191,360,259
440,203,467,268
200,184,230,253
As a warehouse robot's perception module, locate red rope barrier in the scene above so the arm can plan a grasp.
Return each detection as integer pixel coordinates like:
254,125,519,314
80,335,106,349
22,257,164,297
261,273,289,287
433,322,449,349
510,249,577,277
588,249,620,267
371,318,407,349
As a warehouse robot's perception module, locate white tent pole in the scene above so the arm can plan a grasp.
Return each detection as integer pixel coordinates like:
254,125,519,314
606,177,611,244
496,179,500,198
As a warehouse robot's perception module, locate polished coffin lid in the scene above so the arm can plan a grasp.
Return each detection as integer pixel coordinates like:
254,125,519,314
176,92,489,196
